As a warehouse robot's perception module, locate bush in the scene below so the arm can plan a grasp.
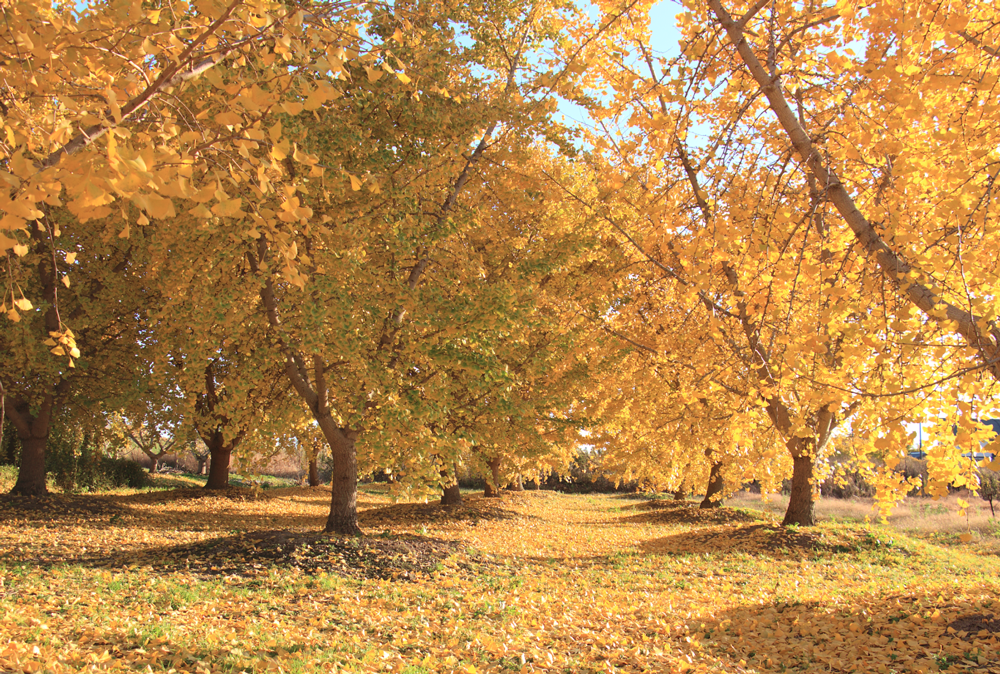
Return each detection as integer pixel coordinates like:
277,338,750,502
896,457,928,494
0,464,16,491
1,421,18,465
0,421,150,492
46,423,151,492
99,457,152,489
817,467,877,499
544,452,640,494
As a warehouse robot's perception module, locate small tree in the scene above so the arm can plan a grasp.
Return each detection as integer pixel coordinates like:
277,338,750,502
111,413,188,475
980,470,1000,519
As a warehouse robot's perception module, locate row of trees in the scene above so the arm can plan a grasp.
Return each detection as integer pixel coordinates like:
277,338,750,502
2,0,999,528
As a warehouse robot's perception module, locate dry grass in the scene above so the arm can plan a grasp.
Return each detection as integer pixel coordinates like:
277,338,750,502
727,490,1000,538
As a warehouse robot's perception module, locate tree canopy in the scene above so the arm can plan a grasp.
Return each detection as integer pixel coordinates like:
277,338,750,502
2,0,1000,528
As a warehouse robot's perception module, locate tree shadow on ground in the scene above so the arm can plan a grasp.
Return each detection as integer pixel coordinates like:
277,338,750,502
639,522,910,560
2,488,531,540
0,493,128,521
114,486,272,505
0,488,273,526
620,500,772,526
92,529,496,581
690,590,1000,673
616,498,702,512
360,495,531,529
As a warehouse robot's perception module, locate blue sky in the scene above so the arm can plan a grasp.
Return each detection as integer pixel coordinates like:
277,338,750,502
648,0,682,56
555,1,682,132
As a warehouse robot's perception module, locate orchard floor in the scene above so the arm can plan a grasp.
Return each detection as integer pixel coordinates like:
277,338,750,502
1,486,999,673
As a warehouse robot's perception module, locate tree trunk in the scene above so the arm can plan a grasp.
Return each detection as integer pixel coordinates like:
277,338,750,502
484,456,502,497
12,435,48,496
700,461,725,509
205,431,233,490
196,456,208,475
308,454,320,487
440,462,462,505
782,454,816,526
509,474,523,492
441,482,462,505
8,229,62,497
318,417,360,535
147,452,160,475
7,395,59,497
252,246,360,535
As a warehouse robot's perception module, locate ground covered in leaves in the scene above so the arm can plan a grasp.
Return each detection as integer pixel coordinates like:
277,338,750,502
2,486,999,673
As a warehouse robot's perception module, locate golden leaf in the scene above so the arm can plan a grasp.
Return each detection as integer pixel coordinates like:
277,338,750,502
212,198,243,217
144,194,176,220
214,111,243,127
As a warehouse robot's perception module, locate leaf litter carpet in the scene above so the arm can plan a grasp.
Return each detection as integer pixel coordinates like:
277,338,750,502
1,488,998,673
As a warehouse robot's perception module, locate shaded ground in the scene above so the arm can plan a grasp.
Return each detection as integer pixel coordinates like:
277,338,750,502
950,613,1000,638
359,494,529,529
641,521,913,559
114,486,272,504
0,493,127,519
620,500,768,526
695,594,1000,673
99,530,485,581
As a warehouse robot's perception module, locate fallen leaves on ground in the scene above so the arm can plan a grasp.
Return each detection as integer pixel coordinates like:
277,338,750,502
1,489,999,673
105,529,487,581
621,501,767,526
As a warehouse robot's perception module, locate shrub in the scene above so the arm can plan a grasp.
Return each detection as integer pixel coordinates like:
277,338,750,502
99,457,152,489
818,467,876,499
1,421,18,465
45,424,91,492
45,422,152,492
0,464,16,491
896,457,928,494
1,420,151,492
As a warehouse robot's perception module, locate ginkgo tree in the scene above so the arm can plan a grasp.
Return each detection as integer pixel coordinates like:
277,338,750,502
0,0,385,254
0,206,150,495
548,0,996,523
678,0,1000,496
0,0,399,492
142,240,295,490
130,0,601,533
